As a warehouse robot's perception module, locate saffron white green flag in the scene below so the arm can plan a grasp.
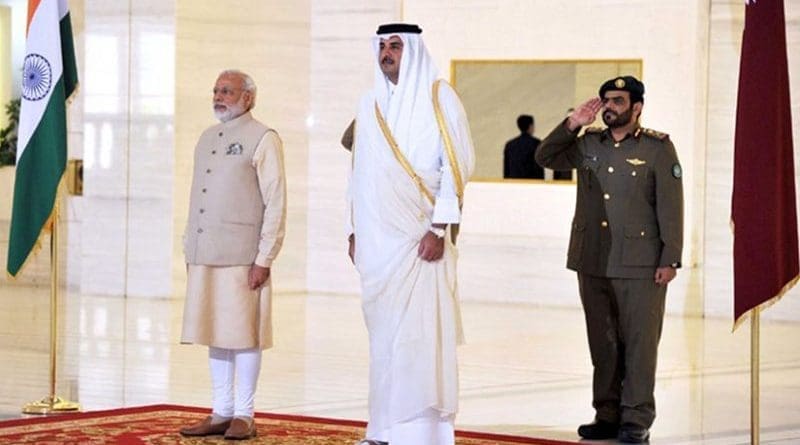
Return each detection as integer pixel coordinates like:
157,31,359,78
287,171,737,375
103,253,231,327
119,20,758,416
7,0,78,277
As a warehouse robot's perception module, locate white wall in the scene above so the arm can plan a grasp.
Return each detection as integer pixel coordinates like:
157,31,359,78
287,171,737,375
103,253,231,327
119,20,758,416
397,0,707,314
305,0,398,296
174,0,311,295
0,5,11,122
302,0,799,321
299,0,706,314
0,0,26,100
4,0,799,323
71,0,175,297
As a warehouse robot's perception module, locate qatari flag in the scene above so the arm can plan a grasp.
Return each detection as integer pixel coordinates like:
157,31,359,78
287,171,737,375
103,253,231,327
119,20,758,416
732,0,798,329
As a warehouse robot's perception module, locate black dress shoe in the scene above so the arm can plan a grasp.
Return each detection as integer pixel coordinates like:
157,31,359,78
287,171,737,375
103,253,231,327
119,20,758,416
577,419,619,440
618,424,650,443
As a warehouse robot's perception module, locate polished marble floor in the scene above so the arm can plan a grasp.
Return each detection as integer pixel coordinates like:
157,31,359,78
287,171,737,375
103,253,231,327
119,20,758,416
0,285,798,445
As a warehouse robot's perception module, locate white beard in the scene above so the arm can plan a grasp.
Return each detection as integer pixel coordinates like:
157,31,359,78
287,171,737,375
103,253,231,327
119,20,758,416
214,101,246,122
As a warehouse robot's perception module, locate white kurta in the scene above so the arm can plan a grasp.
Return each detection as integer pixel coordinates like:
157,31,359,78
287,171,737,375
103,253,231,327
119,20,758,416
347,49,475,439
181,130,286,350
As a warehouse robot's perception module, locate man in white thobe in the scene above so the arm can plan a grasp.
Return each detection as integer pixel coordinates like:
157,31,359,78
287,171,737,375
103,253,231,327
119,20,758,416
179,69,286,440
346,23,476,445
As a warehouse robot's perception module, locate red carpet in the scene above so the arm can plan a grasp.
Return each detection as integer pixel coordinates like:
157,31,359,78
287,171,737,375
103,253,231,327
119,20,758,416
0,404,579,444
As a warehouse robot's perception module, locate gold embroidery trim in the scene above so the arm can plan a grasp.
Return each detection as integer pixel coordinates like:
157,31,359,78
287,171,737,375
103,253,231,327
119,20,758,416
373,102,436,204
432,79,465,204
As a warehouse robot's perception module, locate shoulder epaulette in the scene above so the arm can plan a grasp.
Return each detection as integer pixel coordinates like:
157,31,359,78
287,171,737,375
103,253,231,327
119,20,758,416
584,127,604,134
641,128,669,141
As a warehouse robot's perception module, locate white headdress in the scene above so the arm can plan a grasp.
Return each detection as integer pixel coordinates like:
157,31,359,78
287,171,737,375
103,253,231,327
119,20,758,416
372,25,439,157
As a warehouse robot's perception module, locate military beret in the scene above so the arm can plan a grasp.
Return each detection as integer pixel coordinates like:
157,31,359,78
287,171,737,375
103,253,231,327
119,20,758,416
376,23,422,35
599,76,644,103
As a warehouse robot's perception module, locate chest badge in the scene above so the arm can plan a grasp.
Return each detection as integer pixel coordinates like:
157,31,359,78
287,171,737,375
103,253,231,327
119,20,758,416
626,158,646,166
226,142,244,155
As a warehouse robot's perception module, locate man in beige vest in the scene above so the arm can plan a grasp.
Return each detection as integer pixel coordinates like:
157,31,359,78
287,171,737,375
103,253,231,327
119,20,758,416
179,69,286,440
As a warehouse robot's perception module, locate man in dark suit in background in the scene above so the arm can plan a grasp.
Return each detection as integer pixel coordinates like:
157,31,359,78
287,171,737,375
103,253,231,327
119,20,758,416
503,114,543,179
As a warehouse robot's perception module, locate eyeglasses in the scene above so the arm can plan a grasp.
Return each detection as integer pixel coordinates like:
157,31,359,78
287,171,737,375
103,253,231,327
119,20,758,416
213,87,241,96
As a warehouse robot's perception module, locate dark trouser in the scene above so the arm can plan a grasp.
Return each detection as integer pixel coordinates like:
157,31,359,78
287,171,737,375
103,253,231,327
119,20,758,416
577,273,666,429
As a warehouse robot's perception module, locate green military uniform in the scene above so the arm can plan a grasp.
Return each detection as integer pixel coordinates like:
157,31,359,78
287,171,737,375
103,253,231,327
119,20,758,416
536,120,683,430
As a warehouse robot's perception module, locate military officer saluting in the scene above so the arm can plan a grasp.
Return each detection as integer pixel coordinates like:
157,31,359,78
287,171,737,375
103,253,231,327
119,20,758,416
536,76,683,444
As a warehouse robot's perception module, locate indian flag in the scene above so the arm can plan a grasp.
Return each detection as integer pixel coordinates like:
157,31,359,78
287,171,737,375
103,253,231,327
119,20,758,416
6,0,78,277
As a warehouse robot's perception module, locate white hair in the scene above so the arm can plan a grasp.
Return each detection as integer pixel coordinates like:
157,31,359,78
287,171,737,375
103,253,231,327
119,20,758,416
219,69,257,109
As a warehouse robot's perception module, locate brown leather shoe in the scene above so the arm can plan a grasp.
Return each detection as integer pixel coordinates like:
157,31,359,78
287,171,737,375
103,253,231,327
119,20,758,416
224,417,257,440
179,415,231,436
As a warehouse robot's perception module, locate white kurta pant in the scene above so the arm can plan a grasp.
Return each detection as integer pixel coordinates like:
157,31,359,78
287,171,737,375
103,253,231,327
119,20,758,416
209,346,262,418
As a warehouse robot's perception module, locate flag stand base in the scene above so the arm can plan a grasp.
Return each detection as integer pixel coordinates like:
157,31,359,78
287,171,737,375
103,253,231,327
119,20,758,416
22,396,80,415
20,206,80,416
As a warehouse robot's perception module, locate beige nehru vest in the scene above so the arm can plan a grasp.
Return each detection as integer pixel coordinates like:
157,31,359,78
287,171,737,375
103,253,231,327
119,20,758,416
184,112,270,266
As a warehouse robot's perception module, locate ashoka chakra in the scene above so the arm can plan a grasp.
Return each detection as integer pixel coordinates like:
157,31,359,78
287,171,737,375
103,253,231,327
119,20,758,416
22,53,53,101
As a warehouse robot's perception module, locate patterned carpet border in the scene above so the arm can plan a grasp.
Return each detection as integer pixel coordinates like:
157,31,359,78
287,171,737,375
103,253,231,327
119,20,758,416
0,404,579,445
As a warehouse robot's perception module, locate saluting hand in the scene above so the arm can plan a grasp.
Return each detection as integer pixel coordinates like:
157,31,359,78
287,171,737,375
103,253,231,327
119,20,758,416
248,264,271,290
567,97,603,131
418,231,445,262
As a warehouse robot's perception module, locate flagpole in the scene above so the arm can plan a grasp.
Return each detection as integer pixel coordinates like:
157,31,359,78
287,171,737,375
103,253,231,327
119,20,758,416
751,307,760,445
22,203,79,414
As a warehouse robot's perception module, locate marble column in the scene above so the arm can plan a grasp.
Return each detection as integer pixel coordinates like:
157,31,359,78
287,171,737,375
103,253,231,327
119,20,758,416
79,0,175,298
